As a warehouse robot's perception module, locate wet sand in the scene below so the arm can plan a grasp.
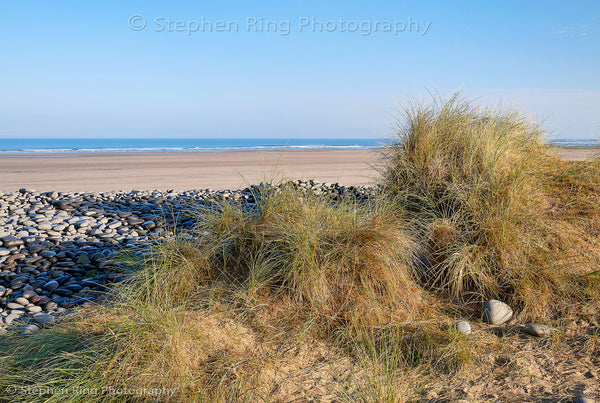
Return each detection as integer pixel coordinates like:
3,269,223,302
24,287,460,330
0,148,595,193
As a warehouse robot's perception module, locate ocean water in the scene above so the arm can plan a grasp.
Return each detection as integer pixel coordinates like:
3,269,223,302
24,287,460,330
548,138,599,147
0,138,386,153
0,138,596,153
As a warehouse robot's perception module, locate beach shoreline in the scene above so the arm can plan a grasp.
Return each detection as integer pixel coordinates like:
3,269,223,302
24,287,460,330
0,147,597,193
0,149,379,192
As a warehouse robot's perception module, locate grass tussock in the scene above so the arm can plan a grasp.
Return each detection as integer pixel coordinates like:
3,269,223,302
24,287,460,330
195,183,432,334
380,93,600,317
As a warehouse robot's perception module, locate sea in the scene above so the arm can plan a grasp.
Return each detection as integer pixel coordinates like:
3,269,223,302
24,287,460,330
0,138,386,153
0,138,596,154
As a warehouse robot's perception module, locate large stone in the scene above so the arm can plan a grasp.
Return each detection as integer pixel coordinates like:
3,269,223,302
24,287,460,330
9,276,29,287
22,290,36,299
482,299,513,325
1,235,23,247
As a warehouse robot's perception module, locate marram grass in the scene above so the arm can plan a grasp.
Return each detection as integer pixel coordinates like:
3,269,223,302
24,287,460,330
380,93,600,317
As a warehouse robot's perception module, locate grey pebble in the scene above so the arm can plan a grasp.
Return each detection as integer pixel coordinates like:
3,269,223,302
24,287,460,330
20,324,41,335
524,324,552,337
32,313,55,327
454,321,472,334
482,299,513,325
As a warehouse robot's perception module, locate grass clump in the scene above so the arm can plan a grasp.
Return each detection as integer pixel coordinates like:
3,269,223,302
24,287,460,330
380,93,600,317
196,183,431,334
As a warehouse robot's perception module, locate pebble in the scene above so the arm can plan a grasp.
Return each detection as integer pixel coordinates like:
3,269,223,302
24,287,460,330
76,254,90,265
43,281,59,292
454,321,472,334
38,221,52,231
482,299,513,325
32,313,55,327
524,324,552,337
15,297,29,306
4,313,21,325
20,324,41,335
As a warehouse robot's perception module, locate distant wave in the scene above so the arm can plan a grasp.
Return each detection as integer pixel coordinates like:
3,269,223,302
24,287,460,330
0,138,596,154
548,139,599,147
0,144,380,154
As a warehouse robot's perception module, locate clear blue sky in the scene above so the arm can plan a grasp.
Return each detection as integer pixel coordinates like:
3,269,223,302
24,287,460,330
1,1,598,139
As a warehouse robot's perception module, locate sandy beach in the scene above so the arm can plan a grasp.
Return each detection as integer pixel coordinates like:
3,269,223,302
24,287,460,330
0,149,379,192
0,147,596,193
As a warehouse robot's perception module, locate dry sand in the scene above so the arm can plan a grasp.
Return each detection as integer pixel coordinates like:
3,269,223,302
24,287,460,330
0,150,378,193
0,148,596,193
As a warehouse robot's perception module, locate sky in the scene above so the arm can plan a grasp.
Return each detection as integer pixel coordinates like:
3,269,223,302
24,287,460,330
0,1,598,139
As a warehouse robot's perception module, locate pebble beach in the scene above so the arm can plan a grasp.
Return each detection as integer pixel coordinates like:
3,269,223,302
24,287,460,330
0,179,372,335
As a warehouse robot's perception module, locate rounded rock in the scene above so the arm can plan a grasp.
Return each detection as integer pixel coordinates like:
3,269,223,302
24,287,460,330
22,290,36,299
4,313,21,325
20,324,41,335
482,299,513,325
32,313,55,327
42,280,59,292
6,302,25,310
141,221,156,230
523,324,552,337
40,250,57,258
14,297,29,306
26,305,43,313
454,321,472,334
